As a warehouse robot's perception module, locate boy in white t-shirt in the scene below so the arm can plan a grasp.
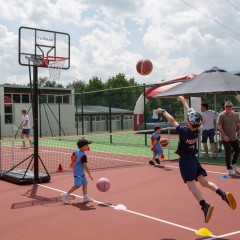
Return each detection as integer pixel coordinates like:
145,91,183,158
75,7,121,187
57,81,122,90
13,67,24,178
200,104,216,158
20,110,33,148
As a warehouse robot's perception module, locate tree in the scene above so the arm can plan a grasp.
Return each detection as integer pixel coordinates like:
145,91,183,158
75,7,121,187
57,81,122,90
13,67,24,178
37,77,64,88
66,79,87,105
66,79,86,93
85,76,106,92
105,73,141,110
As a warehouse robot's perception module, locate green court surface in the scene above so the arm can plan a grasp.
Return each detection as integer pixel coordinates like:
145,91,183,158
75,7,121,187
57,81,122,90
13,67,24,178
39,133,230,166
1,132,234,167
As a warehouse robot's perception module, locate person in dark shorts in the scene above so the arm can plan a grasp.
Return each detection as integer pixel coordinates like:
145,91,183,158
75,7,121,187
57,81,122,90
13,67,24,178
20,109,32,148
200,103,216,158
155,96,237,223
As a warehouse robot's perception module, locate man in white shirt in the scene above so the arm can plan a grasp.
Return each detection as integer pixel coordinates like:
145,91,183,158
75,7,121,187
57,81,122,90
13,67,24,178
201,103,216,158
20,109,33,148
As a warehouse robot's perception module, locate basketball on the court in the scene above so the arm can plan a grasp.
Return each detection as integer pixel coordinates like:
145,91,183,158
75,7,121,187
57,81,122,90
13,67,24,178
96,177,111,192
160,138,169,147
136,59,153,75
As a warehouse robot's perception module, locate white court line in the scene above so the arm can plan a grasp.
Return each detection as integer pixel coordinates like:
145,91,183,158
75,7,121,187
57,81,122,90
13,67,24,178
38,183,215,236
204,231,240,240
204,230,240,240
39,149,146,165
166,165,226,175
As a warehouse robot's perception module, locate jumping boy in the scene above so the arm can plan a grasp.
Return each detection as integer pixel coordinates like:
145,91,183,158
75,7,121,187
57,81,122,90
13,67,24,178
61,138,93,204
149,126,163,165
155,96,237,223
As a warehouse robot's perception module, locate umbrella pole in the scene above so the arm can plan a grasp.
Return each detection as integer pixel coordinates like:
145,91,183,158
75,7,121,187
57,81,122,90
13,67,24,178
214,94,218,158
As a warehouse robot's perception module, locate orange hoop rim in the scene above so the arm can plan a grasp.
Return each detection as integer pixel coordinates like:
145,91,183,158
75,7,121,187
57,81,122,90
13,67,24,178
42,56,68,67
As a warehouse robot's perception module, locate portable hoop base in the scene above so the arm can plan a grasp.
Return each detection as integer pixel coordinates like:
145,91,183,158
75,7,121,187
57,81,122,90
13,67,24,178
0,170,50,185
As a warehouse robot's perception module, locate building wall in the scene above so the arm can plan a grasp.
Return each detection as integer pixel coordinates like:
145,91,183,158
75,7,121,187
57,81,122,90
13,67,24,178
0,86,75,137
39,100,75,136
1,102,76,137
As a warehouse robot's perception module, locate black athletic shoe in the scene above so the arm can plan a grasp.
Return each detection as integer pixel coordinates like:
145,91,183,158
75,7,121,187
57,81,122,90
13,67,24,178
149,160,155,165
155,158,160,164
222,192,237,210
201,203,214,223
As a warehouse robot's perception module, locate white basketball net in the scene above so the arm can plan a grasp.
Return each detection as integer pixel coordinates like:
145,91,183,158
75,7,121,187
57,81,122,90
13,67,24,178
43,57,66,81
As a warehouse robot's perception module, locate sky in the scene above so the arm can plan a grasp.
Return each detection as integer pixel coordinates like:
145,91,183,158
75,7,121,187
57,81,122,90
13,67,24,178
1,0,240,86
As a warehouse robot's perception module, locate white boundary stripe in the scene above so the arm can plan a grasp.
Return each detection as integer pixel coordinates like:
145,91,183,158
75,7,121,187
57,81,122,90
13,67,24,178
38,183,210,235
166,165,227,175
40,149,145,165
203,230,240,240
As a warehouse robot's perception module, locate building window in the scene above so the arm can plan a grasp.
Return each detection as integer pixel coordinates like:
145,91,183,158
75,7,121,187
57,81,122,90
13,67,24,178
48,95,54,103
13,94,21,103
5,93,30,104
55,95,70,104
40,95,47,103
4,104,13,124
4,94,12,104
124,115,133,120
56,96,62,103
112,115,120,120
22,94,30,103
63,95,70,104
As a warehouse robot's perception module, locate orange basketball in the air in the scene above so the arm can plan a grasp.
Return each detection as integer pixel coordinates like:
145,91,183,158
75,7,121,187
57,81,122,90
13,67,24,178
136,59,153,75
160,138,169,147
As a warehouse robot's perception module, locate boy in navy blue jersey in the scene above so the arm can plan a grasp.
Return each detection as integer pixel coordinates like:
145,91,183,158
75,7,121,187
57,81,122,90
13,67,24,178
149,126,163,165
155,96,237,223
61,138,93,204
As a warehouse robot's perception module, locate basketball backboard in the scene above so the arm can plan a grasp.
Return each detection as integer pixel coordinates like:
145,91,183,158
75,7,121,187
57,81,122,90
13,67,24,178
18,26,70,69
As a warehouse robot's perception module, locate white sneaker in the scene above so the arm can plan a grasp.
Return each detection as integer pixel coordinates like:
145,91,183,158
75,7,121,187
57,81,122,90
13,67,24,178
231,164,239,173
83,196,93,203
227,169,239,177
61,193,69,204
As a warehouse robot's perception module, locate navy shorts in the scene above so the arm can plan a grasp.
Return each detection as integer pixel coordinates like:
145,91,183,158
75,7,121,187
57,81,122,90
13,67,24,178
179,154,207,183
74,175,88,187
202,129,215,143
22,129,30,135
153,148,163,156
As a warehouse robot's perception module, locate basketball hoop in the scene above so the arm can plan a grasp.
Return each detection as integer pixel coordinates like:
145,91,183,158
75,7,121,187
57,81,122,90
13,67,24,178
42,56,67,81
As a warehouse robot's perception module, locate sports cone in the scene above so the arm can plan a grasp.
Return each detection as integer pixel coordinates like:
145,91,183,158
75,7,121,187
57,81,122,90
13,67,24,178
57,164,63,172
161,153,165,159
195,228,212,237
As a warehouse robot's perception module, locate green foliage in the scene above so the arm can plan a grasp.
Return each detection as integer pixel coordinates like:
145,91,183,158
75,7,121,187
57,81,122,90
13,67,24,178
66,79,86,92
201,95,239,112
72,73,142,111
38,77,64,88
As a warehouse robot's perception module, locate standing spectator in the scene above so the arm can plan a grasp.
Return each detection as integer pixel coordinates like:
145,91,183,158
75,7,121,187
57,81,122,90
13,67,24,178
20,109,32,148
200,103,216,158
218,103,226,153
217,101,240,176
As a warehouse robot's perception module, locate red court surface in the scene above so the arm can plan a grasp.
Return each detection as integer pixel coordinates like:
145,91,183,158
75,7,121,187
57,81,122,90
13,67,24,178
1,161,240,240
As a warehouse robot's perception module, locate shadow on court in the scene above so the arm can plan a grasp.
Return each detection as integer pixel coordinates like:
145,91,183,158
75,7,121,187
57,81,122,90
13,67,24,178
11,184,75,209
71,202,96,211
